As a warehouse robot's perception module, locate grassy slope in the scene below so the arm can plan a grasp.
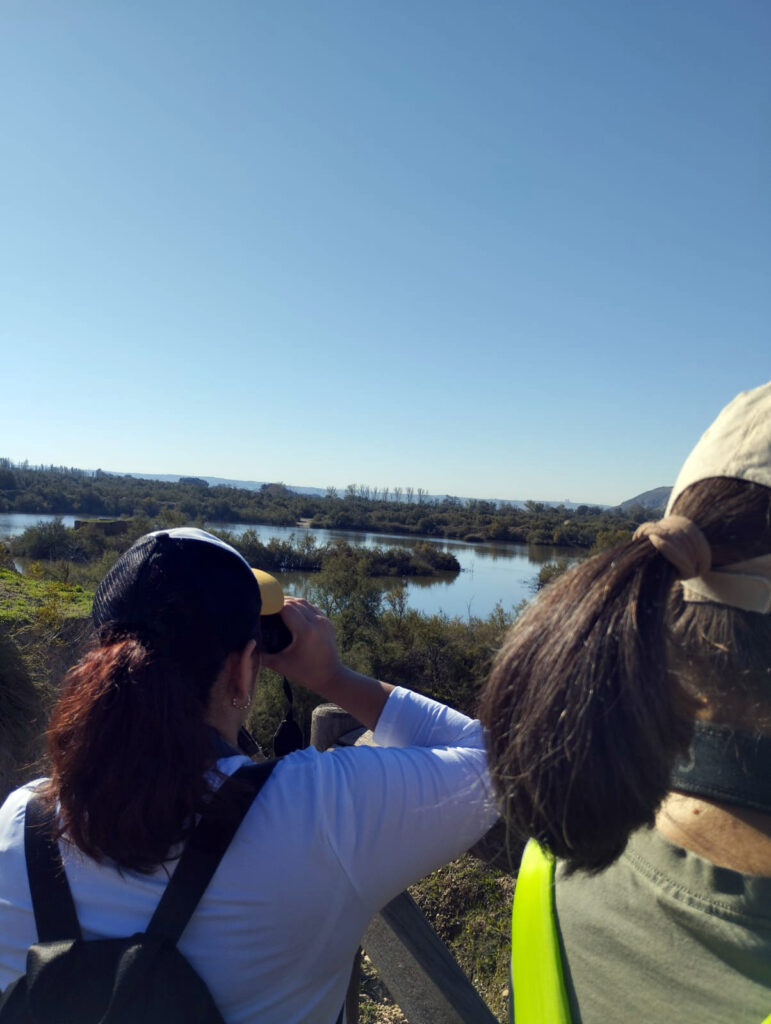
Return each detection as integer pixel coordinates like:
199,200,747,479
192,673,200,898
0,567,91,800
0,567,93,626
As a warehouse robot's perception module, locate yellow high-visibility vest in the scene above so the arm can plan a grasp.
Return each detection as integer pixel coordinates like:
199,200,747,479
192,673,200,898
510,839,571,1024
510,839,771,1024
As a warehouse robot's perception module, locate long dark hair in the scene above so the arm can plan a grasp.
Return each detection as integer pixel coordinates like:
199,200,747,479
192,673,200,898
479,478,771,873
44,537,261,872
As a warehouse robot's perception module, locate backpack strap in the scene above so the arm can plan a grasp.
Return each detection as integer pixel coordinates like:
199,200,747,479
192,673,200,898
24,790,83,943
510,839,572,1024
146,760,277,946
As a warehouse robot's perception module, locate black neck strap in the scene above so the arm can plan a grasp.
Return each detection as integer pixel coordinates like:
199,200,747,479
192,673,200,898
671,722,771,816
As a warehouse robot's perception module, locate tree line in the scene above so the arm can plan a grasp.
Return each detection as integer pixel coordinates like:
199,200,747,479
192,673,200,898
0,459,657,548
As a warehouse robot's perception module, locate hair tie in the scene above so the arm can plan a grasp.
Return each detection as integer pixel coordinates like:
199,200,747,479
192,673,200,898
632,515,711,580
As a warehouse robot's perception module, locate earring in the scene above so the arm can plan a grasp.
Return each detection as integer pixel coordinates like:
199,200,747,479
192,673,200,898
231,696,251,710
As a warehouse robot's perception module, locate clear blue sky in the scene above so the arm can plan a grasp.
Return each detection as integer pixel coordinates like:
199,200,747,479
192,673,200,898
1,1,768,505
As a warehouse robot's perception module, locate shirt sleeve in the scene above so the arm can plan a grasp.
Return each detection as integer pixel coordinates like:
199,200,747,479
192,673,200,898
373,686,487,751
315,687,499,913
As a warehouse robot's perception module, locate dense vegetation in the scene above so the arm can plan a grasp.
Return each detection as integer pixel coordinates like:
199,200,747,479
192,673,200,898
8,518,460,593
0,459,655,548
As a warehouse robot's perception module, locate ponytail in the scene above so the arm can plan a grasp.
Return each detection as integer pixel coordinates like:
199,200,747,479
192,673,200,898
45,634,218,872
480,477,771,873
481,540,693,873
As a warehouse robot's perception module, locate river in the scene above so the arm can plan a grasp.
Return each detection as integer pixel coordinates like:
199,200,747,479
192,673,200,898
0,513,583,620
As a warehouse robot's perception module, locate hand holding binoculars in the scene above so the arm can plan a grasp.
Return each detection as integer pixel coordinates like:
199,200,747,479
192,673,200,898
252,569,292,653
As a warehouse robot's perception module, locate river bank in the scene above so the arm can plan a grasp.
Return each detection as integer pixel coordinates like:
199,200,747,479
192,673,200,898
2,513,585,619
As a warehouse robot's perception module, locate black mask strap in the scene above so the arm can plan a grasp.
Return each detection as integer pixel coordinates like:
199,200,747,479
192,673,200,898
273,677,304,756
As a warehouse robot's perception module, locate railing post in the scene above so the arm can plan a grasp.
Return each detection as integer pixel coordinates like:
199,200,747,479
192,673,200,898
310,703,362,751
362,893,498,1024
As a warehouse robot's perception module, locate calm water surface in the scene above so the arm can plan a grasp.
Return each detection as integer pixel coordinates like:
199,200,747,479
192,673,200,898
1,513,583,619
0,513,79,536
207,522,582,619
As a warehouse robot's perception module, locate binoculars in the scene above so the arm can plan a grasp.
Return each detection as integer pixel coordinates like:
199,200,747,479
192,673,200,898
260,612,292,654
238,569,300,759
253,568,292,653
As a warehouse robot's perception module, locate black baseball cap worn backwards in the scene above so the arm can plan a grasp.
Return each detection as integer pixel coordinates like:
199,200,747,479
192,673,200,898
92,528,263,656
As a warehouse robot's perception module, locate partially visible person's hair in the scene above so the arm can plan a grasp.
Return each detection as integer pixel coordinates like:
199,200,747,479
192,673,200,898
43,535,261,872
479,478,771,874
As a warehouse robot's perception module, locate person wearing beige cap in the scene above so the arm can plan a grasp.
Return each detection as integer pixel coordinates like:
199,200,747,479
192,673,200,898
481,382,771,1023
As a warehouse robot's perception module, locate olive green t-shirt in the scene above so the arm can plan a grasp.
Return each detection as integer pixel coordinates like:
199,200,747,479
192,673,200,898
555,827,771,1023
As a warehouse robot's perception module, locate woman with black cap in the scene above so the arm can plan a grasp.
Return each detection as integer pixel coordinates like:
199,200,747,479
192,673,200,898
481,382,771,1022
0,527,498,1023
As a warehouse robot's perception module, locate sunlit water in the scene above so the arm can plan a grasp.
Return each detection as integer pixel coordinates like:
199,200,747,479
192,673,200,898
1,513,583,620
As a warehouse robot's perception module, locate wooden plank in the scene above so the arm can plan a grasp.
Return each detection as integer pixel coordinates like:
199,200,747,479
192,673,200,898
363,892,499,1024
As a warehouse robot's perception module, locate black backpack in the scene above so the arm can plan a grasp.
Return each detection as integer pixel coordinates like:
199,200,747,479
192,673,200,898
0,761,276,1024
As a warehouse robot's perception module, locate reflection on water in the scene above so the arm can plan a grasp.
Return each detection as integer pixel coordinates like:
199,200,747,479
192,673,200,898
208,522,583,619
0,513,583,620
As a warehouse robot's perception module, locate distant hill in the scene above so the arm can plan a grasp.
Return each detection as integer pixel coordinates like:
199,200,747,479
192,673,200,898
618,486,671,512
117,473,329,497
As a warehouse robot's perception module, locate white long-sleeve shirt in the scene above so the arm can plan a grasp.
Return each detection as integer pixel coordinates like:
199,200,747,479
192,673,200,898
0,687,498,1024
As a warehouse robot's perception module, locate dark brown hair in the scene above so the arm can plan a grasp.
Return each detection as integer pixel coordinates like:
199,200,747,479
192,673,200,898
479,478,771,873
43,532,263,871
45,618,260,871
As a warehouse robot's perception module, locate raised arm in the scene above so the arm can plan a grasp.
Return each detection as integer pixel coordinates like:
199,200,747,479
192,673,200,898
260,597,394,730
262,597,497,906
